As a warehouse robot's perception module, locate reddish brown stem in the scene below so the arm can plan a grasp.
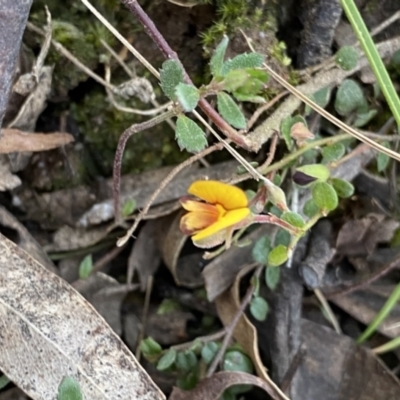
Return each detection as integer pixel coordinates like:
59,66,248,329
120,0,250,149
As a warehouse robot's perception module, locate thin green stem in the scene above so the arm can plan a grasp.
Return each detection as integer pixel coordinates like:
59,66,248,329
341,0,400,131
372,335,400,355
357,281,400,344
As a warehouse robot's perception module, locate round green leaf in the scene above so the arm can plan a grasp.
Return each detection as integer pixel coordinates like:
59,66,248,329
217,92,246,129
281,211,305,228
223,350,253,373
156,348,177,371
252,235,271,265
334,79,365,116
303,199,320,218
176,350,197,371
122,198,136,217
221,69,249,92
265,265,280,290
312,182,338,211
176,115,207,153
175,83,200,112
331,178,354,198
201,341,219,364
79,254,92,280
140,337,162,357
321,143,346,163
250,296,269,321
335,46,359,70
275,229,291,247
268,244,288,267
296,164,330,182
57,376,82,400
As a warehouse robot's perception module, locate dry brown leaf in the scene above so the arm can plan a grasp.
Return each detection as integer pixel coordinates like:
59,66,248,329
159,212,204,288
0,233,164,400
0,128,74,153
215,265,290,400
336,214,399,257
127,219,161,288
291,319,400,399
169,371,282,400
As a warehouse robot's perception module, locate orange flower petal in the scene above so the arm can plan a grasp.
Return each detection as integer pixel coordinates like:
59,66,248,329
180,197,218,214
192,207,250,241
180,210,219,235
188,181,248,210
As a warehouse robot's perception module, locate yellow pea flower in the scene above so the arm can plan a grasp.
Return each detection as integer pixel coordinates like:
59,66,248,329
180,180,251,248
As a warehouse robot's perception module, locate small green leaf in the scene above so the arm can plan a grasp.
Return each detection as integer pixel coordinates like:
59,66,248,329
217,92,246,129
322,143,346,163
79,254,92,279
281,211,305,228
231,93,265,103
122,198,136,217
201,341,219,364
275,229,291,247
250,296,269,321
58,376,82,400
176,115,207,153
221,69,249,92
335,46,359,70
221,52,265,76
223,350,253,373
177,370,198,391
296,164,330,182
157,299,181,314
159,60,184,101
210,36,229,77
303,199,320,218
377,141,390,172
265,266,280,291
252,235,271,265
354,109,377,127
334,79,365,116
140,337,162,357
175,83,200,112
176,350,197,371
157,348,177,371
331,178,355,198
305,87,331,115
268,245,288,267
312,182,338,211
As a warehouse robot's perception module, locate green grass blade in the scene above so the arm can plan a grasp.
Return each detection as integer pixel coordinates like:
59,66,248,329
357,281,400,344
340,0,400,132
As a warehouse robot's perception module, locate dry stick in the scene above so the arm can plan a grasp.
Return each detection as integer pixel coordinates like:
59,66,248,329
117,142,225,246
113,110,176,222
325,252,400,299
120,0,249,149
314,288,341,334
206,266,263,378
171,330,226,352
